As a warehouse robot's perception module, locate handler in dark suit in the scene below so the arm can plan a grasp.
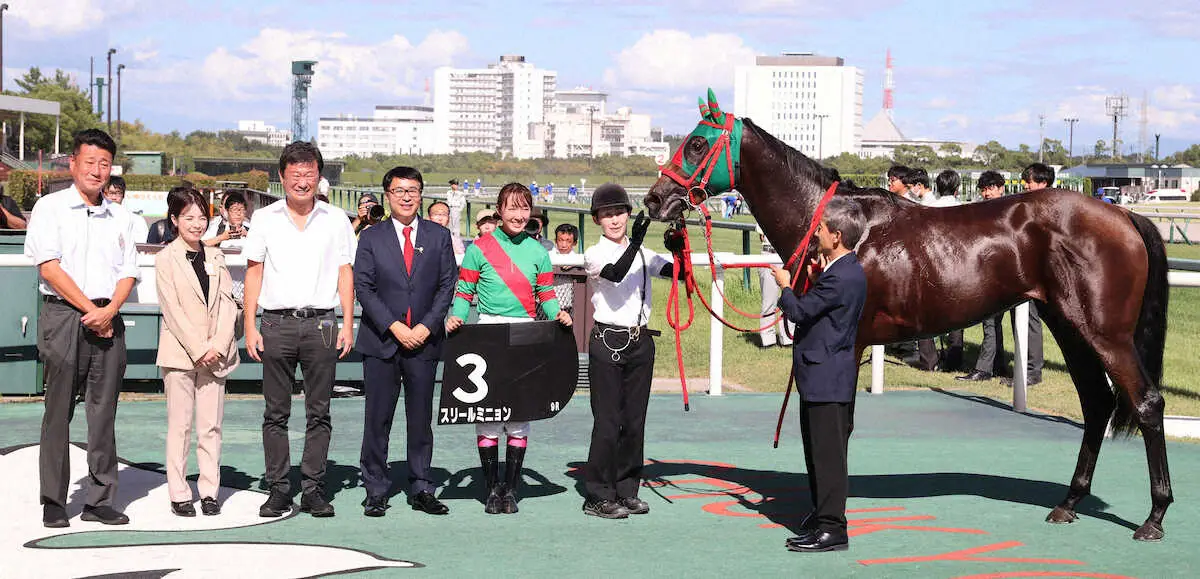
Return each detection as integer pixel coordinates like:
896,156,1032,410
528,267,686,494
770,196,868,553
355,166,457,516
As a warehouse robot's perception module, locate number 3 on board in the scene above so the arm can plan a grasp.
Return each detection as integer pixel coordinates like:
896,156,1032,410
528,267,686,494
453,353,489,404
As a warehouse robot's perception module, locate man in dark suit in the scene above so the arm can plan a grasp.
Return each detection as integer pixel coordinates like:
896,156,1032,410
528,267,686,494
355,166,457,517
770,196,868,553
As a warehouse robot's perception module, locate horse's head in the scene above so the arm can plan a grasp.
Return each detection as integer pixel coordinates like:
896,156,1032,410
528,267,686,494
645,88,742,221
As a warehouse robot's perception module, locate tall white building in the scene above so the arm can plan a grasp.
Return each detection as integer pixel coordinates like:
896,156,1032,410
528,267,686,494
733,53,863,159
231,120,293,147
433,55,556,157
316,105,435,159
526,88,667,159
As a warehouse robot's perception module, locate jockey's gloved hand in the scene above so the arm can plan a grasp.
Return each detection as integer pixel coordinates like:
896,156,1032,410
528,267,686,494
600,212,650,283
630,211,650,246
663,221,686,253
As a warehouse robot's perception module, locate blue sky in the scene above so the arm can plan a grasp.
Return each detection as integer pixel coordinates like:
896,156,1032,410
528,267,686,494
7,0,1200,155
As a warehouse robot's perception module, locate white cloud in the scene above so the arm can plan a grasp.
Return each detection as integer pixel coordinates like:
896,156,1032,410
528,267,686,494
938,114,969,130
927,97,955,109
993,110,1033,125
602,30,759,91
9,0,144,36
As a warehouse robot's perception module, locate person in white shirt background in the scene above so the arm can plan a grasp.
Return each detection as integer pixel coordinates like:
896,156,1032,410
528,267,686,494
101,176,148,243
202,190,251,249
242,141,357,520
23,128,139,529
580,183,676,520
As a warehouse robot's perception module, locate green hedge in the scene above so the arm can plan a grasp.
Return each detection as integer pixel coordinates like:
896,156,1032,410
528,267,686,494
5,170,269,210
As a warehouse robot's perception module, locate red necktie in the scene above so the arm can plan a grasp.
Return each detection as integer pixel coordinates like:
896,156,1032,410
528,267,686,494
403,226,414,325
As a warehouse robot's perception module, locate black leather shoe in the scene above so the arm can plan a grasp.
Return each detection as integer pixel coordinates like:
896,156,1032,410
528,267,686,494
363,495,389,517
583,498,630,519
171,501,197,517
43,504,69,528
200,497,220,516
1000,375,1042,387
619,496,650,515
786,530,848,552
300,491,336,517
259,489,295,518
81,505,130,525
956,370,993,382
409,491,449,515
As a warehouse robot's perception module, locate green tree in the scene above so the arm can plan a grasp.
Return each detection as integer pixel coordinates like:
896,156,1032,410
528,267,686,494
938,142,963,157
5,67,101,158
893,144,937,168
1093,139,1109,159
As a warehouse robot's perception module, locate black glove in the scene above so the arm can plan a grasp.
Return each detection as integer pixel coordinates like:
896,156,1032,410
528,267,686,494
599,212,650,283
630,211,650,246
663,221,686,253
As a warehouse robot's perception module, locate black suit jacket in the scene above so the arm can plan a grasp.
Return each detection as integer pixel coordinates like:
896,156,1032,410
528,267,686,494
354,218,457,360
779,252,868,403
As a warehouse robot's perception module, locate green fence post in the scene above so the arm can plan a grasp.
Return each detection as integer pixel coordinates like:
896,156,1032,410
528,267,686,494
577,213,586,253
742,230,751,290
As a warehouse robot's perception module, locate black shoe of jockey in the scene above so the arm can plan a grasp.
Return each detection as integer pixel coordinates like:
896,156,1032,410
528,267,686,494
502,443,526,514
479,444,502,514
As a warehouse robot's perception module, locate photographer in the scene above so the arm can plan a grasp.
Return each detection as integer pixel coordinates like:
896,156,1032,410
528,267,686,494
203,190,251,248
526,208,554,251
352,192,385,235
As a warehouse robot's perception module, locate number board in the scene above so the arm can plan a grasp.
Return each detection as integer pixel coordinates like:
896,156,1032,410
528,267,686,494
437,321,579,425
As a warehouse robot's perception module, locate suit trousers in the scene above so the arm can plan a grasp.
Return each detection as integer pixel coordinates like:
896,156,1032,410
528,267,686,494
163,367,225,502
259,311,337,495
799,399,852,533
37,300,126,509
585,329,655,501
917,330,964,370
360,354,437,497
972,303,1043,380
758,266,793,347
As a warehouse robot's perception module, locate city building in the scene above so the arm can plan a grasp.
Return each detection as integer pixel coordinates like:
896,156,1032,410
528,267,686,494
316,105,435,159
433,55,556,156
733,53,864,159
857,110,968,159
525,88,668,159
230,120,293,148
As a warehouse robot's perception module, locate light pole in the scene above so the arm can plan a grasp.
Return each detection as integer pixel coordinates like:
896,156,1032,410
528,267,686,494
116,64,125,142
1063,117,1078,164
106,48,116,132
1154,133,1161,162
0,4,9,93
815,113,829,159
1151,164,1162,191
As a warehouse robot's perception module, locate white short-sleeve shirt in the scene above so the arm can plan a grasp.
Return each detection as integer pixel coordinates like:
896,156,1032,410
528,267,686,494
584,235,671,327
23,185,140,300
242,199,357,310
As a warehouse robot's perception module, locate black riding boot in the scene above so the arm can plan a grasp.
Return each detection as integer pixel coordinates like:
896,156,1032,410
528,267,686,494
502,443,526,514
479,445,502,515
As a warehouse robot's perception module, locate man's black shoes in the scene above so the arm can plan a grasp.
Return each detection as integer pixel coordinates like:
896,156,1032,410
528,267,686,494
300,491,336,517
619,496,650,515
409,491,449,515
1001,375,1042,387
363,495,389,517
259,489,295,518
43,504,69,528
786,530,848,552
81,505,130,525
583,498,630,519
171,501,196,517
200,497,221,516
956,370,993,382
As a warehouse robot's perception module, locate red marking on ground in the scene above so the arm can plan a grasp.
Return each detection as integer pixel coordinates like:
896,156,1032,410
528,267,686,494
643,459,737,468
858,541,1085,566
849,523,989,537
758,507,910,529
953,573,1137,579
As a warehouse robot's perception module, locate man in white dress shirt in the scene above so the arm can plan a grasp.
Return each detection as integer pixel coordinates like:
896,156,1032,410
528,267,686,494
24,129,139,528
243,142,357,518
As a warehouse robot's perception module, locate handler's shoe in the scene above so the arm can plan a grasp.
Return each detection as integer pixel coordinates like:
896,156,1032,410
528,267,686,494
619,496,650,515
583,498,630,519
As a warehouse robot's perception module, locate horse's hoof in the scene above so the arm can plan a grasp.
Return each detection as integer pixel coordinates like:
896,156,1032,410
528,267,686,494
1046,506,1078,524
1133,522,1164,542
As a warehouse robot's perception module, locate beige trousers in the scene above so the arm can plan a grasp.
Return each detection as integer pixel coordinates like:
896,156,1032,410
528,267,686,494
164,367,226,502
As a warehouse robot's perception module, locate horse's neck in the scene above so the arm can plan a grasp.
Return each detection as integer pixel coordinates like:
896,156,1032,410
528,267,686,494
738,131,827,262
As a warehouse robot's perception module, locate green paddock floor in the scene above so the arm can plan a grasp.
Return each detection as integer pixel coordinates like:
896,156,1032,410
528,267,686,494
2,390,1197,578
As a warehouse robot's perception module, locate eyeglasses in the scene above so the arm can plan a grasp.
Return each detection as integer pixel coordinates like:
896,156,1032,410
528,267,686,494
386,187,421,197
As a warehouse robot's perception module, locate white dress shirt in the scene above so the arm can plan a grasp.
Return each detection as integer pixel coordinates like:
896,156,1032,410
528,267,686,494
128,209,150,244
24,185,141,300
392,215,419,258
584,235,671,327
243,199,357,310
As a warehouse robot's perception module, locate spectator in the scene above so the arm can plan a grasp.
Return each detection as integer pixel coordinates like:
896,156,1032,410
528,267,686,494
552,223,581,314
147,186,191,244
958,170,1012,383
901,168,932,204
475,208,498,238
101,176,147,242
527,208,554,251
756,224,793,348
427,200,465,254
0,184,26,229
203,189,251,248
886,165,911,196
352,192,383,235
446,179,468,238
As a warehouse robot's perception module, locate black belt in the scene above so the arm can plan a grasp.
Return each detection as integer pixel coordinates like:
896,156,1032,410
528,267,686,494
42,295,111,308
263,308,333,319
594,322,661,337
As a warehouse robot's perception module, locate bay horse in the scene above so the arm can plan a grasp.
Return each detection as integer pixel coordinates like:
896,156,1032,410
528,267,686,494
644,90,1172,541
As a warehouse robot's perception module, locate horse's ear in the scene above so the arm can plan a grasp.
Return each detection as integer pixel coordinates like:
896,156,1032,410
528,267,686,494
707,88,725,122
698,96,713,122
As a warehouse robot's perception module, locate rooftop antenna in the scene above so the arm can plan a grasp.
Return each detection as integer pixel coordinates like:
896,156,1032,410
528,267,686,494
291,60,317,142
1138,90,1149,163
883,48,894,120
1105,94,1128,160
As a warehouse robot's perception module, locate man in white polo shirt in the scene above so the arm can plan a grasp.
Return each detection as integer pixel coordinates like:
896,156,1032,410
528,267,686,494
24,129,139,528
243,142,357,518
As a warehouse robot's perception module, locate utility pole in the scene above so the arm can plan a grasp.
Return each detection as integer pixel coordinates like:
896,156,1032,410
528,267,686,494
1105,95,1128,161
89,57,94,108
1154,133,1161,162
815,113,829,159
116,64,125,142
1063,117,1079,164
106,48,116,132
0,4,9,92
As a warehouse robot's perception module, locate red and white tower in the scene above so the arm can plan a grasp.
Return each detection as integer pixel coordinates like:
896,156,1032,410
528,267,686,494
883,48,894,120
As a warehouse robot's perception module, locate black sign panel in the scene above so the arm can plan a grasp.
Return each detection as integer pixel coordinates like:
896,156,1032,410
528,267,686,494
437,321,579,425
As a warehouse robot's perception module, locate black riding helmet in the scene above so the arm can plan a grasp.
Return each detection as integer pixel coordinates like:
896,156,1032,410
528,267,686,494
590,183,633,215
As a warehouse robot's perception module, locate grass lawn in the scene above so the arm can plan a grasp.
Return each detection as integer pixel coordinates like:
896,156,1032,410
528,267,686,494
645,242,1200,421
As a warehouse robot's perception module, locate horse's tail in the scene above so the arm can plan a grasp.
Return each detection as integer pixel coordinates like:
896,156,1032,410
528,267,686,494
1113,212,1170,436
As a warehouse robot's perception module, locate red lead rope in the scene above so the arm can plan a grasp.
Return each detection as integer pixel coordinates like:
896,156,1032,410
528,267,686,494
664,182,840,435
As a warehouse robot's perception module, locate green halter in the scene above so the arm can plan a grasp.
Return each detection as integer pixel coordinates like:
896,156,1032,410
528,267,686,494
661,88,742,201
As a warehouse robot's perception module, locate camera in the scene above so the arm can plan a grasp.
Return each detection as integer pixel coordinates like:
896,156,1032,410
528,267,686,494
524,219,541,236
368,203,386,222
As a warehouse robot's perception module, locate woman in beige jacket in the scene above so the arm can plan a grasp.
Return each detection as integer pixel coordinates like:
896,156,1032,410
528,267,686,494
155,188,240,517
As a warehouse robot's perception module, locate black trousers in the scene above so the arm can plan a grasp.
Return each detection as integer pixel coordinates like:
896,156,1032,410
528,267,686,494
259,311,337,495
38,301,126,509
972,304,1044,380
917,330,964,371
799,399,852,533
360,353,437,498
585,327,655,501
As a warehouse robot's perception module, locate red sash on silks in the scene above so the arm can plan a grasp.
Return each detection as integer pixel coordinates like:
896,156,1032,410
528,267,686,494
474,234,538,318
